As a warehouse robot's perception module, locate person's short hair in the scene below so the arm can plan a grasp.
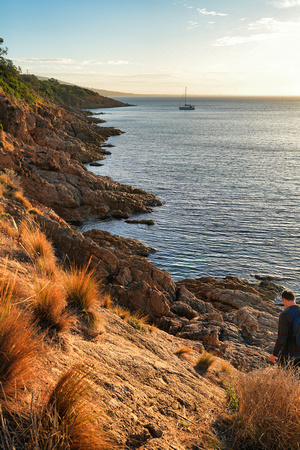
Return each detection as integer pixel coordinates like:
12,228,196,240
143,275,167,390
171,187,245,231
282,289,296,301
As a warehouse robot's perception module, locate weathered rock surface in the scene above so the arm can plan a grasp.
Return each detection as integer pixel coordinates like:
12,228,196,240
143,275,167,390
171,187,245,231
0,87,285,372
32,206,283,370
0,90,162,222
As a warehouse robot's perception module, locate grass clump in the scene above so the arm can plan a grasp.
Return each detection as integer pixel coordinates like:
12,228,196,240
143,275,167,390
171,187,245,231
175,346,192,358
19,220,57,276
0,262,23,304
64,265,101,330
227,365,300,449
102,298,150,334
196,351,217,370
0,169,31,209
0,305,42,403
0,216,18,240
126,311,149,334
29,279,77,336
111,304,131,320
0,365,115,449
38,364,114,449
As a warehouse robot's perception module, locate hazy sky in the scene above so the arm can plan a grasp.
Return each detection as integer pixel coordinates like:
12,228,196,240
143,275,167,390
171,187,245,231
2,0,300,95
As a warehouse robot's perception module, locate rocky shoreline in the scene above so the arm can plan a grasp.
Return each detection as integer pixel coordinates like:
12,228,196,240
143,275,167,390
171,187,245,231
0,87,284,370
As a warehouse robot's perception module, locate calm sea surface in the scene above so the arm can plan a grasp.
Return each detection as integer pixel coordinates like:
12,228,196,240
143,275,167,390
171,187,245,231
80,96,300,295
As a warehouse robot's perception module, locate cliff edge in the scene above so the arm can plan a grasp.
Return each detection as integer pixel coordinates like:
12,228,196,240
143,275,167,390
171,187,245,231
0,60,286,448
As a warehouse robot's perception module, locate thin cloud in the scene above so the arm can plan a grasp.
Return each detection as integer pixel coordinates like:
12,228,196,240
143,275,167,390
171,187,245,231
247,17,278,30
107,60,129,65
81,59,129,66
214,17,300,46
176,2,228,15
13,58,75,64
15,58,130,67
197,8,228,16
213,34,279,46
187,21,199,29
247,17,300,33
271,0,300,7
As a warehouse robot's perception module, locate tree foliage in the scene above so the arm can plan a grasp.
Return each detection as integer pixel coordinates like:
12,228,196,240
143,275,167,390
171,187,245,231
0,38,8,57
0,37,20,78
0,37,115,108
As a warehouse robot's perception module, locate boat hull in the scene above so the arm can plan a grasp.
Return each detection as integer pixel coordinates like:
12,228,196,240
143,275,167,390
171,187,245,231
179,105,195,110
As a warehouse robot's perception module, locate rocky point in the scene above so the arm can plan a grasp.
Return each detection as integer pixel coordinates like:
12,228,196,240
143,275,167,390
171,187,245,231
0,86,284,372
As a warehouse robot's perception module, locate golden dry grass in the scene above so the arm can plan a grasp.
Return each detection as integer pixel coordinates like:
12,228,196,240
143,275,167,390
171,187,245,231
106,302,149,334
125,310,149,334
13,190,32,209
196,351,217,370
40,364,115,449
0,262,23,305
29,278,77,335
111,304,131,320
0,366,116,449
63,265,101,329
0,305,42,403
175,346,193,358
227,365,300,449
0,170,32,210
100,292,113,309
0,217,18,240
19,220,57,276
0,169,21,193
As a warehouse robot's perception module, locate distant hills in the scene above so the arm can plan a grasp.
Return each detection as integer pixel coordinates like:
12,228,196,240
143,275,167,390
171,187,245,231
37,77,137,98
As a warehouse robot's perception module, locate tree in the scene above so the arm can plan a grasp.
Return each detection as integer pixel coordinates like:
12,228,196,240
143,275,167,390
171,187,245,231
0,38,20,78
0,38,8,57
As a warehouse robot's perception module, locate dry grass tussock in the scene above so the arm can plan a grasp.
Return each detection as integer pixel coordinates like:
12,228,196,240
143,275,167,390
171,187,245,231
64,265,102,330
0,260,24,304
0,216,18,240
0,169,31,209
1,216,105,336
102,297,150,334
196,350,217,370
37,363,115,450
227,365,300,449
28,278,77,335
0,364,115,449
0,303,42,405
126,310,149,334
175,346,193,358
19,219,57,276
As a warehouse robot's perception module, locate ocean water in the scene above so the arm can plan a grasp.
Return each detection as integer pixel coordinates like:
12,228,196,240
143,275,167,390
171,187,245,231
80,96,300,295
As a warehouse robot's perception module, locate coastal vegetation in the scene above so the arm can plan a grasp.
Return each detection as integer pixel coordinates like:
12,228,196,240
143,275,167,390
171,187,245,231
0,38,126,108
2,37,300,448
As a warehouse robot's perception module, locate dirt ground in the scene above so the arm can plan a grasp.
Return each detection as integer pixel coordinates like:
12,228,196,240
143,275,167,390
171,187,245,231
39,308,228,449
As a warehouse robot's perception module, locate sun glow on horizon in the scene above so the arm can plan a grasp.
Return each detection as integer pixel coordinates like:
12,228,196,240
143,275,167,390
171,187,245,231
1,0,300,96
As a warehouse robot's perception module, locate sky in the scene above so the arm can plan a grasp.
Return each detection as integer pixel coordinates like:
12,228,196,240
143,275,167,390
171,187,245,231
1,0,300,95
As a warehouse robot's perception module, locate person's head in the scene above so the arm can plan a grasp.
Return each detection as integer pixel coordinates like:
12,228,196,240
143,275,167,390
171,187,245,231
282,289,296,307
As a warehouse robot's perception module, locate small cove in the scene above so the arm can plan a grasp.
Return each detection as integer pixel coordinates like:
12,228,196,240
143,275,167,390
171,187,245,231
80,96,300,296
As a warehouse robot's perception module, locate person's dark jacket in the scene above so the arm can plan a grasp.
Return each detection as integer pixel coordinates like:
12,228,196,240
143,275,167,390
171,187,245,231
273,305,300,359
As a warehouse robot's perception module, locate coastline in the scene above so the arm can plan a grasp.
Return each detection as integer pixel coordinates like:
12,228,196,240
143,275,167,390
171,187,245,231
83,96,300,295
0,87,284,370
0,85,292,447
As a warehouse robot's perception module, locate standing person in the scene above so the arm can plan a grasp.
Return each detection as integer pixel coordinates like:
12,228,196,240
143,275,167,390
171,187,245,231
270,290,300,367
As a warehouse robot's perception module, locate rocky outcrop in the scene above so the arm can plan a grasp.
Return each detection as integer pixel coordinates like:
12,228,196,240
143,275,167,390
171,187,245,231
33,207,283,369
0,90,162,222
0,87,285,371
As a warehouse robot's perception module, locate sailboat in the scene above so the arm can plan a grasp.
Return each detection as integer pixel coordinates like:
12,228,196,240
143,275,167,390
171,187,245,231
179,87,195,110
